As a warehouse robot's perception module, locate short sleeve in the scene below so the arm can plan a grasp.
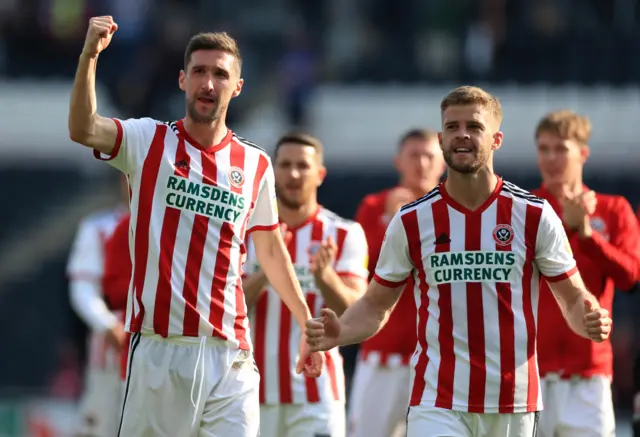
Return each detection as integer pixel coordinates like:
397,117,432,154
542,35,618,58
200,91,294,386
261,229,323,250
93,117,158,175
334,223,369,279
535,201,578,282
247,159,278,233
373,212,414,287
67,219,105,280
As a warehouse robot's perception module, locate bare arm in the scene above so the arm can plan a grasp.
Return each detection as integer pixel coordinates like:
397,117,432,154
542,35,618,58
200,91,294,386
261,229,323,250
68,16,119,153
315,271,367,316
68,54,119,153
243,270,269,307
547,273,598,339
252,229,311,327
336,279,404,346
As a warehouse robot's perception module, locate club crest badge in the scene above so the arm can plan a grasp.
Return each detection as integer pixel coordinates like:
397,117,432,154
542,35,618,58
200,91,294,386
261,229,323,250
228,167,245,188
493,224,514,246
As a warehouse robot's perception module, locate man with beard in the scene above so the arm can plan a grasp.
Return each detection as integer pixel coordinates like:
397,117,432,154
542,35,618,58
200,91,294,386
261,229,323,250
243,132,369,437
305,86,613,437
348,129,445,437
68,16,323,436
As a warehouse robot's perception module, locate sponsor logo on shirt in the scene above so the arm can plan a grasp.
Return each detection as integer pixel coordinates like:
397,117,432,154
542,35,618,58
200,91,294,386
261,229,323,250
164,175,248,224
428,250,516,284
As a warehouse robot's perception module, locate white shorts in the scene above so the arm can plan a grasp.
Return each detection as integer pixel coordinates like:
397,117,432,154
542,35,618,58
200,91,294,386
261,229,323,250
260,401,346,437
407,404,539,437
75,368,122,437
118,332,260,437
347,353,410,437
538,374,615,437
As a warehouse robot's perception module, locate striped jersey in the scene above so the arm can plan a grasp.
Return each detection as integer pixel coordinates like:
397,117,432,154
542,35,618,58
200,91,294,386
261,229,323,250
245,208,368,404
67,207,126,371
94,118,278,350
373,178,578,414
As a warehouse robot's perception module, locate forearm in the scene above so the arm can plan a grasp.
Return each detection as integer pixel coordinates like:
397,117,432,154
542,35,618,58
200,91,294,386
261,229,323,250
560,291,597,339
70,280,118,332
259,243,311,327
243,271,269,307
69,53,98,142
315,269,359,316
337,293,390,346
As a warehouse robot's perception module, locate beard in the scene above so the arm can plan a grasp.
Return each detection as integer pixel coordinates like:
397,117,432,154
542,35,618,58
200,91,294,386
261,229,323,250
186,96,224,124
443,147,487,174
275,184,306,209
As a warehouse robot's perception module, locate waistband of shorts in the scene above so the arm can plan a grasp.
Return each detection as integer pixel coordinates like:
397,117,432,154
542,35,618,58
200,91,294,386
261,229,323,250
542,372,612,382
139,331,230,347
359,349,411,367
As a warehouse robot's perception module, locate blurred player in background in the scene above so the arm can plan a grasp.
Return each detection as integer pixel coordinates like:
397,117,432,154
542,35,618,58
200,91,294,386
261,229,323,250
68,16,323,436
349,129,444,437
67,176,127,437
243,133,368,437
102,213,132,401
532,110,640,437
306,86,613,437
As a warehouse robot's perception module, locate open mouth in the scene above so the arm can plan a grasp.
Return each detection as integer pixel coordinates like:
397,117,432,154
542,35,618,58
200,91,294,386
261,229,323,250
453,147,473,154
197,97,216,105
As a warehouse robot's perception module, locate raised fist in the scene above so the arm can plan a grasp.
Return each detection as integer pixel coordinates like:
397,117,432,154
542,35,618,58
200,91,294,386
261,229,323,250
82,16,118,58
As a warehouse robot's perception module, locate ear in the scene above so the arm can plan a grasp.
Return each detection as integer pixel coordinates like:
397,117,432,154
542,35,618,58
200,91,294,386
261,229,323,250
179,70,186,92
437,132,444,151
232,78,244,99
580,145,590,164
393,154,401,172
317,165,327,187
491,131,504,151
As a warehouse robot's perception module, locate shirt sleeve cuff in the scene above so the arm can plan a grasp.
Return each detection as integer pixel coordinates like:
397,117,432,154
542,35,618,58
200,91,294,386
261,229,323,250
373,274,408,288
545,265,579,283
246,223,279,234
336,271,368,280
576,231,606,253
93,118,123,161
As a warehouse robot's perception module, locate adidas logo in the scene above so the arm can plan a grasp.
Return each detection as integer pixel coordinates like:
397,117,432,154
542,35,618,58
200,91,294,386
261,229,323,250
174,160,189,169
435,233,451,245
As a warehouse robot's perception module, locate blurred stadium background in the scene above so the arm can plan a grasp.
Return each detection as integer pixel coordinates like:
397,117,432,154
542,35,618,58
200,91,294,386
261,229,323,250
0,0,639,435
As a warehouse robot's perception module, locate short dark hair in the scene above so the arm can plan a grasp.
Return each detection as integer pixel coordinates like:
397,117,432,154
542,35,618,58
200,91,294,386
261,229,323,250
274,132,324,163
398,128,438,150
184,32,242,73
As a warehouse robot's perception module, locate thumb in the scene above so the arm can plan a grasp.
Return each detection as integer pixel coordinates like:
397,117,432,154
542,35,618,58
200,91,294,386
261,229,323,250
584,299,596,313
295,356,304,374
320,307,337,322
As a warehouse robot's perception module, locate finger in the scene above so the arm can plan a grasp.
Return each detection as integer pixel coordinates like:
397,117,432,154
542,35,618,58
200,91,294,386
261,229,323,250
305,327,325,338
295,356,305,374
305,319,324,329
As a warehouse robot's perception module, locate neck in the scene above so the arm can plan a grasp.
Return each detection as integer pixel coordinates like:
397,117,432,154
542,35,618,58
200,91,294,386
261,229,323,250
546,179,583,200
183,115,228,148
444,167,498,210
400,178,440,199
278,200,319,228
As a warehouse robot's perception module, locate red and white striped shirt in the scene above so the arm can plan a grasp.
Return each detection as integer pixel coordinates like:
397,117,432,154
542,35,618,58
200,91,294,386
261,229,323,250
245,208,368,404
67,207,126,371
374,178,577,414
95,118,278,350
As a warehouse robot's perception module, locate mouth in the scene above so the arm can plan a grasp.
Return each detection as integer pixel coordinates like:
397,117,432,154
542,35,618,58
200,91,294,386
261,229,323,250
453,147,473,155
196,97,216,105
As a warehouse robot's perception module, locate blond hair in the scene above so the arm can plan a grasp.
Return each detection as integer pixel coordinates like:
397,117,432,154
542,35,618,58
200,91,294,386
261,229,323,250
440,86,503,124
535,110,592,146
184,32,242,73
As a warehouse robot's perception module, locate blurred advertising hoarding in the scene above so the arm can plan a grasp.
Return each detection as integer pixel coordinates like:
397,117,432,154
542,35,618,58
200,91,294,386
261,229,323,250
0,81,638,172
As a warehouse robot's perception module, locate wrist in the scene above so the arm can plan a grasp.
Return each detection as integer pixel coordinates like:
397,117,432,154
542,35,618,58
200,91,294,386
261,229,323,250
80,51,99,62
578,221,592,238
